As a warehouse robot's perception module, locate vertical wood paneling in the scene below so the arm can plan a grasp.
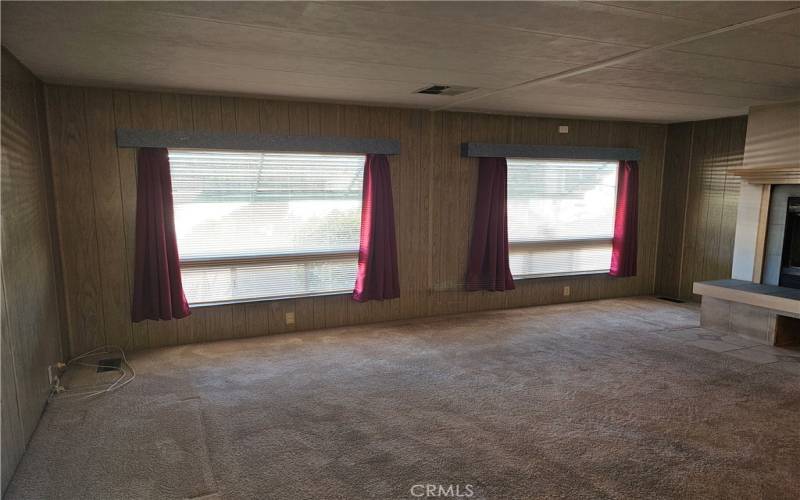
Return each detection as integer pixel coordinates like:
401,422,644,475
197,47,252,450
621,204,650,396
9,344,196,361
45,85,675,354
1,49,64,492
1,286,25,490
688,120,715,297
84,90,133,349
111,91,149,347
702,120,731,280
655,123,693,298
398,108,427,320
655,116,748,300
47,86,106,354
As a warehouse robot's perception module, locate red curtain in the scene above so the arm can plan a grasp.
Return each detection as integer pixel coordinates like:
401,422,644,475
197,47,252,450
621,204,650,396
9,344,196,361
353,154,400,302
466,157,515,291
131,148,190,322
610,160,639,277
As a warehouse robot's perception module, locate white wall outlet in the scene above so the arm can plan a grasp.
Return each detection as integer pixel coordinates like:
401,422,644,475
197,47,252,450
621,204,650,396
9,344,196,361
285,312,295,326
563,286,571,297
48,365,57,386
48,364,65,392
558,125,569,134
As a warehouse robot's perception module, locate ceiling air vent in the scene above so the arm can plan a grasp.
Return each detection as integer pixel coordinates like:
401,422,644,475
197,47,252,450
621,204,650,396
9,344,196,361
415,84,476,96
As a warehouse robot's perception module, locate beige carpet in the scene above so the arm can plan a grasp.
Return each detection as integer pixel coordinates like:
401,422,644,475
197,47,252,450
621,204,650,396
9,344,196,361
6,297,800,499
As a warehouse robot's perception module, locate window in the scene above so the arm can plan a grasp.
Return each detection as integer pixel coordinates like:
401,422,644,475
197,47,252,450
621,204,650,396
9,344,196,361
169,150,364,305
506,159,618,278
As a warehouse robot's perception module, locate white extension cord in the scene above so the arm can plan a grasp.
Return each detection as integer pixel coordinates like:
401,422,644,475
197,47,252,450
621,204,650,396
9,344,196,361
50,345,136,400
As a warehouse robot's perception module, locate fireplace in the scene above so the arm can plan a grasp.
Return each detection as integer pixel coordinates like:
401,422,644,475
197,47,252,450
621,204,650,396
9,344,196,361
695,101,800,345
779,197,800,289
695,187,800,345
761,185,800,288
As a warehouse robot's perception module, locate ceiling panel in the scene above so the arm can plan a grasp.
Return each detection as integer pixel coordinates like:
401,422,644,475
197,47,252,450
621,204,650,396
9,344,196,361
346,1,718,47
2,1,799,123
459,91,745,123
602,1,800,26
527,80,766,109
671,21,800,67
136,1,639,63
611,50,800,88
1,2,577,86
563,67,800,102
757,12,800,36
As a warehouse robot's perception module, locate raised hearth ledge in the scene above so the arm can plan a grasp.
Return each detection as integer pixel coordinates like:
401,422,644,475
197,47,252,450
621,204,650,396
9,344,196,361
694,280,800,317
694,279,800,345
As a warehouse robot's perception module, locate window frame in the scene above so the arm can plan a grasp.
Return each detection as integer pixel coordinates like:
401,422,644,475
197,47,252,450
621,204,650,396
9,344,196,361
506,157,619,281
169,148,365,306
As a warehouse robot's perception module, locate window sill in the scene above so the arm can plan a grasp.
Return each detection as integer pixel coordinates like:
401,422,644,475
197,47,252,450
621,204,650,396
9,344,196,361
188,289,354,309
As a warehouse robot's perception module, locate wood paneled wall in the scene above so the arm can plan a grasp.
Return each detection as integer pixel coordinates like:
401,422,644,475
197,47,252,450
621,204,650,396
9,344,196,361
655,116,748,300
44,85,668,356
1,49,64,492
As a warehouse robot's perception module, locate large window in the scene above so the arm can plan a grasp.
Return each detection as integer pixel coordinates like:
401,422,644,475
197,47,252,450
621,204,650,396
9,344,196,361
169,150,364,305
506,159,618,278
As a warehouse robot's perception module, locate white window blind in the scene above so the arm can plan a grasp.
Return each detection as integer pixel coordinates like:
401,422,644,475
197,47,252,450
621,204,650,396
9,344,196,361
169,150,365,305
506,159,618,278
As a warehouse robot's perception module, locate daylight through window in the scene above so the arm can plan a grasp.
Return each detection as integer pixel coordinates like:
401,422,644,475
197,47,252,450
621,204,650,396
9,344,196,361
169,150,365,305
506,159,618,278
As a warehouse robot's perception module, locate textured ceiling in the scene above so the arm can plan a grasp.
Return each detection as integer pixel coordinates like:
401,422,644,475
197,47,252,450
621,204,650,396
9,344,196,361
2,1,799,123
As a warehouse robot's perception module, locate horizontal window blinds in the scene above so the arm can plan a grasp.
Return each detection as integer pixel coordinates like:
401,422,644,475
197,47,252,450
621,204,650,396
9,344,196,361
180,257,358,304
506,159,618,277
169,150,364,305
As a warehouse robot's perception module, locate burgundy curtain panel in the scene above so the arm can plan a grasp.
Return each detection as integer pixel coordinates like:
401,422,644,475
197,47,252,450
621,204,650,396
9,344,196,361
131,148,191,322
353,154,400,302
610,160,639,277
466,157,515,291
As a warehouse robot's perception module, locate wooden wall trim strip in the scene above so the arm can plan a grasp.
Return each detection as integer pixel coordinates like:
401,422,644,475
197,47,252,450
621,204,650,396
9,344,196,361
116,128,401,155
462,142,641,160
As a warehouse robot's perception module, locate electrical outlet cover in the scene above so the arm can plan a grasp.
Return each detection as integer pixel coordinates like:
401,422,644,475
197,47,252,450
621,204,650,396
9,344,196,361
285,312,295,325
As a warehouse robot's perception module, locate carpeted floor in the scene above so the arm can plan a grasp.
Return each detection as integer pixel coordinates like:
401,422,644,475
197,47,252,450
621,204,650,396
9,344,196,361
6,297,800,499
